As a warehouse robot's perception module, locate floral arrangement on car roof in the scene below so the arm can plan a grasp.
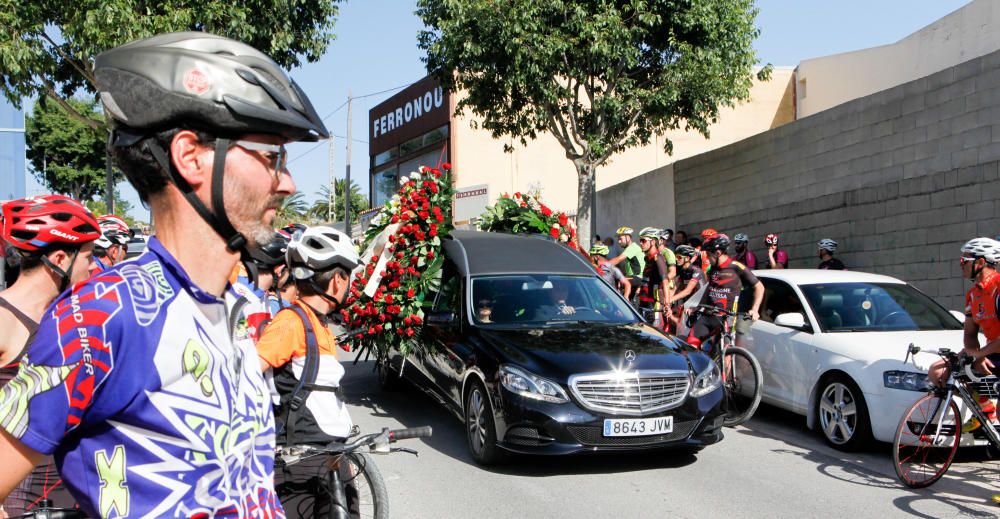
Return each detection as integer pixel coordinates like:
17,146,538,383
476,191,579,249
341,164,455,357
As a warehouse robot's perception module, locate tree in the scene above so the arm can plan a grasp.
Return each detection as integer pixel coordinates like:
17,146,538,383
417,0,770,247
25,96,113,200
0,0,343,131
310,179,368,224
275,191,309,228
84,192,136,224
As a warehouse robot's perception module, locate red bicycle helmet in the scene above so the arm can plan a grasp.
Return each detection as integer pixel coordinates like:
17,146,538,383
765,233,779,246
700,228,719,240
2,195,101,253
98,214,131,235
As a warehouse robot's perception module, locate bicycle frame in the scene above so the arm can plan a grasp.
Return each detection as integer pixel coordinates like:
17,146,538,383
952,380,1000,447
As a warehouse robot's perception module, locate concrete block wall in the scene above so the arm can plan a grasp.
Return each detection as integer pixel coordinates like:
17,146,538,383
595,164,674,241
671,49,1000,310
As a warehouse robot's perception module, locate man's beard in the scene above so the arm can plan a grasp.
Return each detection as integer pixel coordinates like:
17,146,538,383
225,178,283,248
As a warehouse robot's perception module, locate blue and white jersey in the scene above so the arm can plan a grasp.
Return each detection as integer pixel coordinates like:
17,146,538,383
0,238,283,518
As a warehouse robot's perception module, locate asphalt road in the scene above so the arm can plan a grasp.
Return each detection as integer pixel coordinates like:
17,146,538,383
340,352,1000,518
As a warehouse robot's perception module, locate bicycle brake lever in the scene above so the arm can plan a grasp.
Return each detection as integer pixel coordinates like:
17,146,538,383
390,447,419,457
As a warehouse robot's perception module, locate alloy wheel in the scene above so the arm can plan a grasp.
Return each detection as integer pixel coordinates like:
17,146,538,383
467,388,487,455
819,382,858,445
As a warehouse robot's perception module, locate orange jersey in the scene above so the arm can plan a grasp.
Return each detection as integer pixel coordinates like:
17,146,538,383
965,271,1000,341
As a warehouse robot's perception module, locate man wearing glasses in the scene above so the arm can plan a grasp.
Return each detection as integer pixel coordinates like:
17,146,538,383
0,32,327,517
929,237,1000,387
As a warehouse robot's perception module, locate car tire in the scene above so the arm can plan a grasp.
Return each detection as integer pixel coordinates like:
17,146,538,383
464,380,504,465
816,375,872,451
376,357,404,391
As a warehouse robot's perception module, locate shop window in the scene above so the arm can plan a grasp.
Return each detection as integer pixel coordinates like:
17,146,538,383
372,167,399,207
374,147,398,167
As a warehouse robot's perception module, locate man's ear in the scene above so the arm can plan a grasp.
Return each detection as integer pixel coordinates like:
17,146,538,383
46,249,70,269
170,130,212,188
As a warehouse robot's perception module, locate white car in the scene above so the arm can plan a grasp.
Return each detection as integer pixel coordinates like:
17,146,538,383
745,269,971,450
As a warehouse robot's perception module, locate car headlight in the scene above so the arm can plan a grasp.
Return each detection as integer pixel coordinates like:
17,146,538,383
884,370,930,392
689,362,722,398
500,365,569,403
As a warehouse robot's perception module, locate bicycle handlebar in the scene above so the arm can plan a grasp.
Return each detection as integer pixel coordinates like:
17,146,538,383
388,426,433,441
692,304,743,318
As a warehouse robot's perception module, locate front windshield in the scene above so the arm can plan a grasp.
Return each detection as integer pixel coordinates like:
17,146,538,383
472,274,637,326
799,282,962,332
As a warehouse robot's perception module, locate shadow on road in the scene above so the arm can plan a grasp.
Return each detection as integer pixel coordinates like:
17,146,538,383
736,404,1000,515
341,357,700,476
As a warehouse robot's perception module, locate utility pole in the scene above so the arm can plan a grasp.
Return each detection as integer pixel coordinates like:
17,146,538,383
344,91,353,238
328,135,336,223
106,146,114,214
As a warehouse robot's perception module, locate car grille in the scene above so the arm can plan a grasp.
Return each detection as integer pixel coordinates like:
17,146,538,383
569,370,690,416
967,376,1000,399
566,420,699,446
504,426,555,447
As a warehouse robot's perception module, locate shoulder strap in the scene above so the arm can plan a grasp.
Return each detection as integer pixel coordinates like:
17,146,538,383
228,295,250,339
0,297,39,333
288,305,321,412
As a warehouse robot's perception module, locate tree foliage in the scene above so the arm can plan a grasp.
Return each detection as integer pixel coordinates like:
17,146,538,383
310,179,369,224
1,0,343,130
417,0,770,245
25,96,113,200
85,194,137,225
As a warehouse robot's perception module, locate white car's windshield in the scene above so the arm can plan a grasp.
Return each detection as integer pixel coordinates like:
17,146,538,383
472,275,636,326
799,282,962,332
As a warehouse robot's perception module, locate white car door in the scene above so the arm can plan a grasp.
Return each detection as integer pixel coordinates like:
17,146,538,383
751,278,817,414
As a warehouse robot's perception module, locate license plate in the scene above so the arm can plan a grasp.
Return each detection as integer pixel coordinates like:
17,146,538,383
603,416,674,437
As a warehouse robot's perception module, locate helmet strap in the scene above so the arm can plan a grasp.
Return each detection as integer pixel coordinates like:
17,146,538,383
40,248,79,293
309,278,342,310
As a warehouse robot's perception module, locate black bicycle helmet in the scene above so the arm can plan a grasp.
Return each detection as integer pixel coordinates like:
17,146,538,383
95,32,328,142
702,234,731,252
250,234,289,270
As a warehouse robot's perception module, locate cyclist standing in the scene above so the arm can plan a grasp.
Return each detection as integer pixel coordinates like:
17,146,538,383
0,195,100,516
669,245,706,332
928,238,1000,386
637,227,669,330
90,214,132,273
817,239,847,270
256,226,359,517
589,243,631,299
686,234,764,350
0,32,328,517
763,233,789,269
733,233,757,269
608,226,645,300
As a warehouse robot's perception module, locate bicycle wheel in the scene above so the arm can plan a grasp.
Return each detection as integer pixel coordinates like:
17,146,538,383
343,452,389,519
721,347,763,427
892,393,960,488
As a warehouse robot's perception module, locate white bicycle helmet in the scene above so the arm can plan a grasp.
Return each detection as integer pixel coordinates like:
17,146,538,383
638,227,660,239
962,237,1000,264
733,233,748,243
287,226,361,281
818,239,838,253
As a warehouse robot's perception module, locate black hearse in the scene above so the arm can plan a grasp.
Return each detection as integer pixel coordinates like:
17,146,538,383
379,231,725,464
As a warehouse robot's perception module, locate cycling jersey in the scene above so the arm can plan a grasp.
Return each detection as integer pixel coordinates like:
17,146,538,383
675,266,706,298
638,252,668,308
818,258,847,270
620,242,645,278
0,237,282,518
968,271,1000,342
596,262,626,288
699,257,758,314
232,275,270,342
763,249,789,269
734,249,757,269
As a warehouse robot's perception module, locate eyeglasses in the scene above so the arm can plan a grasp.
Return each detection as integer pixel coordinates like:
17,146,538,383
960,256,977,265
232,140,288,180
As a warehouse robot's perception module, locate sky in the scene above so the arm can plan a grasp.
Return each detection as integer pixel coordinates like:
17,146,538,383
23,0,973,222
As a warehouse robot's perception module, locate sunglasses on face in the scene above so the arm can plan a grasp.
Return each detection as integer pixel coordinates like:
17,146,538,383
232,140,288,180
960,256,977,265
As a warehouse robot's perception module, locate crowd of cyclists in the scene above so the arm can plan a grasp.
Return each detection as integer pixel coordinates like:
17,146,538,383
1,28,999,518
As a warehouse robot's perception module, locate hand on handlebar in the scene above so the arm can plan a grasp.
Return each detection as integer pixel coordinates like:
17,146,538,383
974,356,996,377
747,309,759,322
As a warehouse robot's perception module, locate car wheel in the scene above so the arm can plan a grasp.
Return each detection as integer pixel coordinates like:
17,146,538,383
377,357,404,391
817,375,872,451
464,380,504,465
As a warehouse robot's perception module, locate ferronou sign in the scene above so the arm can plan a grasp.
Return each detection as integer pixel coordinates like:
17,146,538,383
372,86,444,139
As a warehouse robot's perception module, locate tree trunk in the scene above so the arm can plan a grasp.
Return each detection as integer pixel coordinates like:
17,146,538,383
574,159,597,249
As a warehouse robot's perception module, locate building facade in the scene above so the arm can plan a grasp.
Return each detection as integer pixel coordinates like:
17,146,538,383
368,69,796,226
0,100,26,201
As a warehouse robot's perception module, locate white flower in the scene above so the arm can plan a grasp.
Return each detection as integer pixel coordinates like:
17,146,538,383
552,223,561,230
410,171,422,181
560,234,569,242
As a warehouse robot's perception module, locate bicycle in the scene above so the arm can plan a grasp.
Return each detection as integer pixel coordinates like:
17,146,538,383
8,498,84,519
275,426,432,519
892,345,1000,488
687,304,763,427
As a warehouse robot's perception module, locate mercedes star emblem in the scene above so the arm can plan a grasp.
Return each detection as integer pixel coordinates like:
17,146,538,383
624,350,636,363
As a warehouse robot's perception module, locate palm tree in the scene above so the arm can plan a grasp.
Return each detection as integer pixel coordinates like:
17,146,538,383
275,191,308,227
310,179,368,224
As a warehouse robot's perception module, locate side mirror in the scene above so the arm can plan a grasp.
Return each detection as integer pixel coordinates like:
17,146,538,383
426,311,456,325
774,312,810,331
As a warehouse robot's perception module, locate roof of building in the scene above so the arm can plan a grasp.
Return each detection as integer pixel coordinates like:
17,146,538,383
443,230,595,277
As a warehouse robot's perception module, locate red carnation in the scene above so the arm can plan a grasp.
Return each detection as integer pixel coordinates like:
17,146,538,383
541,205,552,216
385,295,394,304
411,315,423,325
407,288,416,298
427,250,435,259
442,162,451,170
436,214,445,223
550,227,560,238
415,232,426,240
404,316,412,325
432,206,442,214
515,192,522,198
419,211,430,219
391,215,399,224
429,228,438,237
405,328,415,337
559,214,569,226
396,251,404,259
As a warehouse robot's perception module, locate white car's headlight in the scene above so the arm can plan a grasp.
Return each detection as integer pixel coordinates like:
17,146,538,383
884,370,930,392
690,362,722,398
500,365,569,403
